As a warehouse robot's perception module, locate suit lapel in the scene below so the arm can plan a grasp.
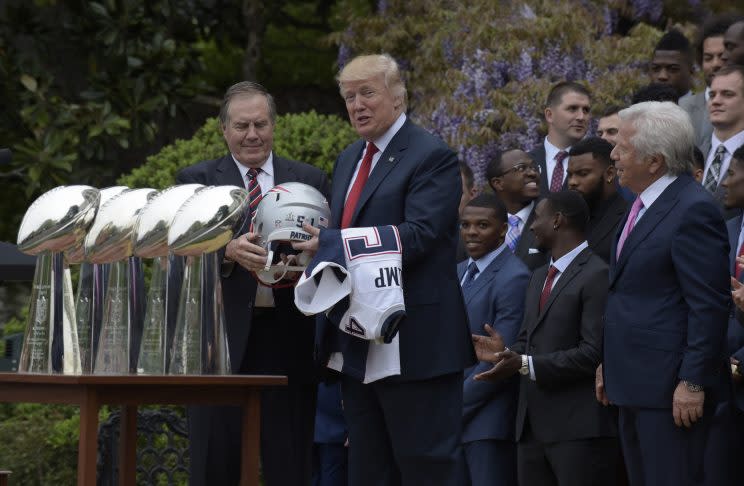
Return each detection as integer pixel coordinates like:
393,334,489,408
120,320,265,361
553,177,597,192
272,155,294,185
591,194,627,248
530,249,589,333
729,215,743,273
462,250,508,305
215,154,245,188
331,141,365,228
610,176,688,285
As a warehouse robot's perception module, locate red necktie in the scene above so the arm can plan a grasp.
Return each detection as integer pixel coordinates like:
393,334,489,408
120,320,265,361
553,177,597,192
550,151,568,192
736,241,744,280
246,168,262,220
341,142,379,229
539,265,559,311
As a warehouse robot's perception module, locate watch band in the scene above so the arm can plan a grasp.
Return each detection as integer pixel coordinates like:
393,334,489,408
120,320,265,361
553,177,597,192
681,380,704,392
519,355,529,376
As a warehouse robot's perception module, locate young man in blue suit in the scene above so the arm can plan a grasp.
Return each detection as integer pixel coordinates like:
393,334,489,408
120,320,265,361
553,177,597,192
458,194,529,486
596,101,730,486
296,54,475,486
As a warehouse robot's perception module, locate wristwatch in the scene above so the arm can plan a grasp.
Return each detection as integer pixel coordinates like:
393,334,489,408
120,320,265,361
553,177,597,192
681,380,704,392
519,355,530,376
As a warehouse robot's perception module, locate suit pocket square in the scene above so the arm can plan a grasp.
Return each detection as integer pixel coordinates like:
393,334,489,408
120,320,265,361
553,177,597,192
528,248,541,254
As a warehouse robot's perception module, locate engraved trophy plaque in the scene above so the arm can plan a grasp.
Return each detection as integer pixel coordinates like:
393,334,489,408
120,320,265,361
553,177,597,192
167,185,248,374
67,185,128,373
133,184,204,374
16,185,99,374
86,188,157,374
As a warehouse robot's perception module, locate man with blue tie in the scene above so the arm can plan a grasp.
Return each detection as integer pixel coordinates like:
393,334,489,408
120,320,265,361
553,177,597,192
458,194,529,486
597,101,730,486
296,54,475,486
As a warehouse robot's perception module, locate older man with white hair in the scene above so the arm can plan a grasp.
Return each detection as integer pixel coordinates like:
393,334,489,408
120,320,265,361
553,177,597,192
595,101,730,486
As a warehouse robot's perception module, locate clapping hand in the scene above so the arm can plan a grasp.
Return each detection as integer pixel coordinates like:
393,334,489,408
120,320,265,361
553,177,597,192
471,324,505,363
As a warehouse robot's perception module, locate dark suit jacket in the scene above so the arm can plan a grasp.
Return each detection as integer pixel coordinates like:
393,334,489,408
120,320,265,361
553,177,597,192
726,216,744,411
604,175,731,409
513,203,549,271
511,248,616,443
317,118,476,381
587,193,628,264
176,153,330,378
530,142,566,198
459,249,530,443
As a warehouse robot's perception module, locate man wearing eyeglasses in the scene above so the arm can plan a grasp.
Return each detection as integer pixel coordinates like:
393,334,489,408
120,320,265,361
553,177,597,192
486,149,548,271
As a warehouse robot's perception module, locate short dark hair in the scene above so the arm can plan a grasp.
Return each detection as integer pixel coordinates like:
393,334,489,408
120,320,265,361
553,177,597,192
546,81,592,108
465,194,508,224
545,190,590,233
696,14,743,65
459,161,475,191
631,83,679,104
219,81,277,125
600,105,622,118
654,29,693,65
692,146,705,171
733,144,744,165
485,148,519,180
712,64,744,83
568,137,614,167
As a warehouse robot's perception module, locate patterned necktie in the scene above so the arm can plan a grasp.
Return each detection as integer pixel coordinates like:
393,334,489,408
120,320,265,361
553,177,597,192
539,265,559,311
506,214,522,251
246,168,262,220
550,151,568,192
703,144,726,192
342,142,379,229
462,261,480,288
616,196,644,258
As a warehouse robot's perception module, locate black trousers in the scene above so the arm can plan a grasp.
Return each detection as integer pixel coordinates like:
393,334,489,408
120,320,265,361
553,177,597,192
188,308,317,486
518,418,619,486
341,371,464,486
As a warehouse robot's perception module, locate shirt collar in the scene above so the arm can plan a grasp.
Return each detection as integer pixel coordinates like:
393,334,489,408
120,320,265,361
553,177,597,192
511,200,535,223
467,241,508,274
544,136,571,164
231,152,274,182
372,113,407,154
705,86,710,102
639,172,677,210
711,129,744,154
550,241,589,273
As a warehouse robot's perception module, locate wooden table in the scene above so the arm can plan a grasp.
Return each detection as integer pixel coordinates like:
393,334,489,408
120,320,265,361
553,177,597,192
0,373,287,486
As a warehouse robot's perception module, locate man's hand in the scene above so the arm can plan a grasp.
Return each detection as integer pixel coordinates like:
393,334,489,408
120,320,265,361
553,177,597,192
731,277,744,311
291,222,320,254
595,363,610,406
672,381,704,428
473,350,521,381
224,232,269,272
471,324,505,363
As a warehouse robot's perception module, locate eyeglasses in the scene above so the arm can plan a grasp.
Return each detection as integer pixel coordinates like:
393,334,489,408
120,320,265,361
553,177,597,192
500,162,541,176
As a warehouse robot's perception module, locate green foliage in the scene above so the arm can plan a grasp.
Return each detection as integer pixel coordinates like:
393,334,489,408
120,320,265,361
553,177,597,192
118,111,357,188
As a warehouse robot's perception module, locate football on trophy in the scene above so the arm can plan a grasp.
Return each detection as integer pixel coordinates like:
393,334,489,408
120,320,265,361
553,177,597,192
85,188,157,264
168,185,249,256
17,185,100,255
133,184,205,258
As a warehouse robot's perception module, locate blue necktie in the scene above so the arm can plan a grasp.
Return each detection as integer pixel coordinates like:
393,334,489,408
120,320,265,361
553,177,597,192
461,261,480,299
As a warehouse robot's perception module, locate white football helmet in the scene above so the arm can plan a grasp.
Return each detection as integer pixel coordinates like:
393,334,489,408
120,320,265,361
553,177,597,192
251,182,330,285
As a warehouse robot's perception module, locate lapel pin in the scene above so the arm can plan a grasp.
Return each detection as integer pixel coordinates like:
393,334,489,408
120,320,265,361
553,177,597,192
388,156,395,163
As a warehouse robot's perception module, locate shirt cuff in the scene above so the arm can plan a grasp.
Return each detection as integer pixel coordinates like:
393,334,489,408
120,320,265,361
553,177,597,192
528,355,536,381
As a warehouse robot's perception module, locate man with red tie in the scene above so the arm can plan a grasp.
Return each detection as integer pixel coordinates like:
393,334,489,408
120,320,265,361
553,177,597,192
472,190,618,486
296,54,475,485
530,81,592,197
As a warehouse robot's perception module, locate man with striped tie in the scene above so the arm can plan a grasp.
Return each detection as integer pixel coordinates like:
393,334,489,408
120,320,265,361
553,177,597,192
177,81,330,486
486,148,548,271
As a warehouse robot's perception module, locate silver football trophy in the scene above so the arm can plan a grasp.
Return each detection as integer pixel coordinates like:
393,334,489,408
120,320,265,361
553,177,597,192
16,185,99,374
167,185,248,374
86,188,157,374
67,186,128,373
133,184,204,374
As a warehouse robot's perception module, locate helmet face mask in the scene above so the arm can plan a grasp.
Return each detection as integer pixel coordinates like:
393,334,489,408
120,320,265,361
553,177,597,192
250,182,330,286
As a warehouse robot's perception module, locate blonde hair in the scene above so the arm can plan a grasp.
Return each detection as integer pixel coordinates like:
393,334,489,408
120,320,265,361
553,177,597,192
337,54,408,110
